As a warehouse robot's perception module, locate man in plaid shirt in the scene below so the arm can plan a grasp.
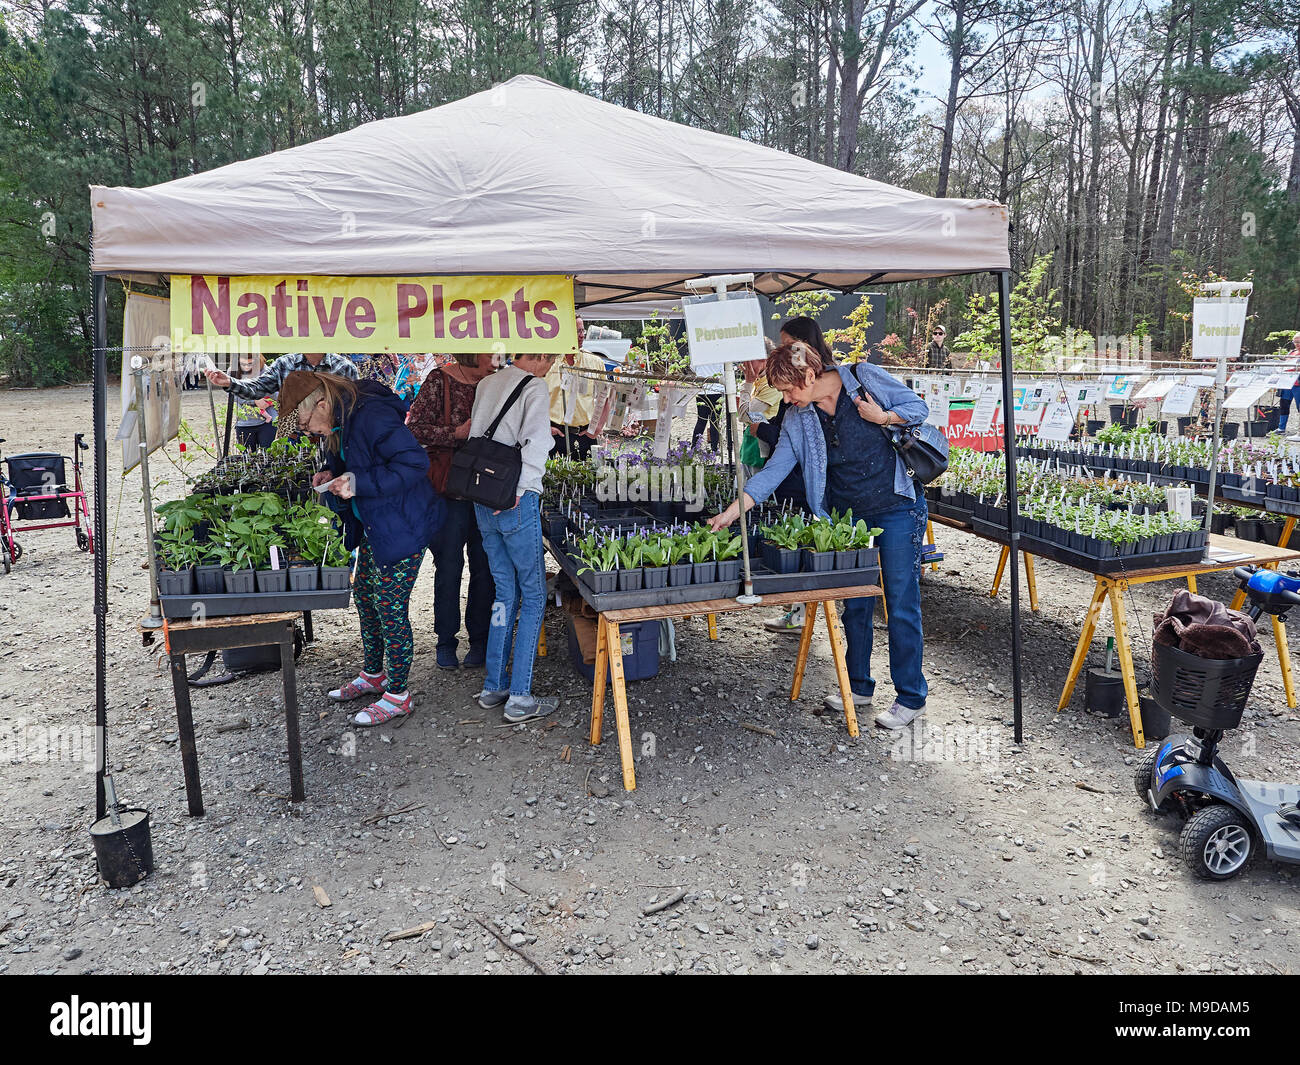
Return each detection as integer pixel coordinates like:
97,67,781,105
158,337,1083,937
205,351,358,399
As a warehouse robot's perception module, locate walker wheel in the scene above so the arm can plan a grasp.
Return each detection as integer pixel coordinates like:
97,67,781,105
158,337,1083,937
76,529,90,552
9,542,20,562
1180,804,1254,880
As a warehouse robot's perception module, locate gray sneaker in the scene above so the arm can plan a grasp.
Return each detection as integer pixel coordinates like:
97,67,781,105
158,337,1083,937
821,692,869,716
874,700,925,730
503,694,560,723
476,688,508,710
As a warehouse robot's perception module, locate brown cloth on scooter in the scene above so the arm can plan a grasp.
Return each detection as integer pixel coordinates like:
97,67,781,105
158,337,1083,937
1152,590,1261,659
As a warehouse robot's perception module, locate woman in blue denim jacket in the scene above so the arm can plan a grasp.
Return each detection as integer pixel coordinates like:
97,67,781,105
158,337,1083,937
710,341,931,729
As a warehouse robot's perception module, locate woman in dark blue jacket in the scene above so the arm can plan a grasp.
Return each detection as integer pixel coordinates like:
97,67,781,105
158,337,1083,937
283,370,443,727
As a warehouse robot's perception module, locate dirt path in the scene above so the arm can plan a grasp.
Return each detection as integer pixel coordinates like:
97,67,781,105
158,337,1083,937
1,385,1297,974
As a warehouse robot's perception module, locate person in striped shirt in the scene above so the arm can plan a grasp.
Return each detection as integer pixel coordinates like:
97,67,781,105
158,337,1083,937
205,350,358,400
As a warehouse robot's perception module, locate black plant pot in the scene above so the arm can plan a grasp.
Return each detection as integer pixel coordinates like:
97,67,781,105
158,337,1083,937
223,567,256,594
763,544,799,574
1236,518,1262,542
833,549,857,571
586,569,618,593
692,561,718,584
289,564,319,591
716,558,741,582
800,549,835,572
194,564,225,596
643,565,668,589
320,565,352,590
617,568,644,591
256,568,288,593
1221,422,1239,440
857,546,880,570
1210,513,1230,535
157,567,195,596
668,562,693,587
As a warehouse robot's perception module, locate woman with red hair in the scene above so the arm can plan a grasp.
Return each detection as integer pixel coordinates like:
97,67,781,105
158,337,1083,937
711,340,931,730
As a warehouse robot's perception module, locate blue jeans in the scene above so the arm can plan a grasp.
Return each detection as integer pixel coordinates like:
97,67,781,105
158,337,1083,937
475,491,546,697
839,496,928,709
430,498,494,652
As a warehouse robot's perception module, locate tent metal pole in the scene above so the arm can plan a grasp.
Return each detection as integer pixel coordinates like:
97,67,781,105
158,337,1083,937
996,269,1024,745
92,269,108,821
222,390,234,455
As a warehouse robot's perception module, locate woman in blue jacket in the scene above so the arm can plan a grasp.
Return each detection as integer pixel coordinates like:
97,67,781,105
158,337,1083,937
283,371,444,727
710,341,931,730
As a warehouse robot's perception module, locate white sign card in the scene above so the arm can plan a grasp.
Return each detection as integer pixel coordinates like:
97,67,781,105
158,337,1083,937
1191,296,1248,360
682,292,767,371
1135,377,1175,401
1161,383,1198,416
1226,381,1271,410
971,390,1001,433
120,291,181,474
1037,401,1076,442
926,394,950,428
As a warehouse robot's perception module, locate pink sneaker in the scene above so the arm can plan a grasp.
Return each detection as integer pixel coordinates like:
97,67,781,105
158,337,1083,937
329,671,386,701
351,691,414,728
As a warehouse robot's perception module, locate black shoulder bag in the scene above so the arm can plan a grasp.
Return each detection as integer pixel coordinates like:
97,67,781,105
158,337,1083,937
850,367,949,484
446,376,535,509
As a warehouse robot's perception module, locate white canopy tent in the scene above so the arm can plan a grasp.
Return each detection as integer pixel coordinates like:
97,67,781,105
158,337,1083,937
88,76,1023,820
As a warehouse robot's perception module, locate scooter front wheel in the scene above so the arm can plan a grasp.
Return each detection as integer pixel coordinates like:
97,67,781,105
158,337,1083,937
1180,804,1253,880
1134,750,1162,807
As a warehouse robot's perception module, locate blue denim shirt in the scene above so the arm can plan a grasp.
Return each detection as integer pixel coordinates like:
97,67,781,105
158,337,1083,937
742,362,930,518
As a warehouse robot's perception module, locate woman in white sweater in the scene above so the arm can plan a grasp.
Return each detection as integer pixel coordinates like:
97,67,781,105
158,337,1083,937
470,353,559,722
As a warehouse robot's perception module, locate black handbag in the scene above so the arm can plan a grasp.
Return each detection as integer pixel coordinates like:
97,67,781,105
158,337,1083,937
885,421,950,484
446,376,534,509
850,366,949,484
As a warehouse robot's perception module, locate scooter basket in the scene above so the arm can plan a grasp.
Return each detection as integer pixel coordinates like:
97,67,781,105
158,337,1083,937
1150,641,1262,731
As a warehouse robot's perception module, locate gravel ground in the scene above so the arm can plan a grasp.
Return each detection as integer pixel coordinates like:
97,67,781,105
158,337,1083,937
2,384,1299,975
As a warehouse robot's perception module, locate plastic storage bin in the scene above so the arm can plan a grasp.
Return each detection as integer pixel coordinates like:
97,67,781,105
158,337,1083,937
566,616,660,683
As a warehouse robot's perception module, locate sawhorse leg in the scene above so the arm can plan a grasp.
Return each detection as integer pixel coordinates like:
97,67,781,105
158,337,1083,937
1282,516,1297,550
822,601,859,737
169,651,204,816
1059,576,1109,712
589,618,608,745
707,613,718,640
537,620,547,657
991,546,1009,598
605,618,636,791
1186,575,1198,594
790,601,818,701
280,628,305,802
1272,614,1297,709
926,520,938,571
1024,553,1039,613
1106,581,1146,748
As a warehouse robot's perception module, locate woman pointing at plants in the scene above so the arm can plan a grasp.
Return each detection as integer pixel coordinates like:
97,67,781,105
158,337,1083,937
709,341,931,730
280,370,444,728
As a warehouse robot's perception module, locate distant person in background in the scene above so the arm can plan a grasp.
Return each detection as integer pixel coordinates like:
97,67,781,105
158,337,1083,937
231,353,277,449
547,317,607,458
206,350,358,403
407,353,497,672
926,326,951,370
1278,332,1300,433
739,355,781,478
779,316,837,365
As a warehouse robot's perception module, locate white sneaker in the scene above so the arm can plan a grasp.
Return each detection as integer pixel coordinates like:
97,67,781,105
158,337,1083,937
821,692,869,716
874,700,926,730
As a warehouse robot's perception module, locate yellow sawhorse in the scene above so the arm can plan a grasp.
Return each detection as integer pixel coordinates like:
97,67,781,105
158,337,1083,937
1058,533,1300,747
589,586,880,790
990,545,1041,612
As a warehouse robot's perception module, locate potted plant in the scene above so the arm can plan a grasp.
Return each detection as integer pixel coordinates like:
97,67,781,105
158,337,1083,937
575,535,619,594
212,535,257,595
761,522,801,574
852,520,883,570
320,537,353,590
641,535,670,590
155,533,199,596
687,529,716,584
616,536,644,591
666,533,693,587
714,530,743,582
799,520,836,572
830,519,858,571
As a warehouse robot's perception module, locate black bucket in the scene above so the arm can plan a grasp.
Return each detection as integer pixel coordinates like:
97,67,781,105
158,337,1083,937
90,808,153,888
1140,693,1171,739
1085,668,1125,717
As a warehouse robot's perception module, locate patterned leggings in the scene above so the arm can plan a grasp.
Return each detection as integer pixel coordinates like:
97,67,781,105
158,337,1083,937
354,542,423,691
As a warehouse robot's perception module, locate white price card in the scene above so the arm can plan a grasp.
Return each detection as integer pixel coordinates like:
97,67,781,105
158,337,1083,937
971,388,1001,433
926,394,950,428
1037,401,1075,442
1226,381,1271,410
1135,377,1175,400
1161,383,1198,416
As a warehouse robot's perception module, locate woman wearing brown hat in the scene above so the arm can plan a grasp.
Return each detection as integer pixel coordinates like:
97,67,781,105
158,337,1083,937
281,370,444,727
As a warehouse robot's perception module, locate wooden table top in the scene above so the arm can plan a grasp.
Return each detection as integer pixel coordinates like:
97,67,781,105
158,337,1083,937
163,611,300,633
600,585,882,624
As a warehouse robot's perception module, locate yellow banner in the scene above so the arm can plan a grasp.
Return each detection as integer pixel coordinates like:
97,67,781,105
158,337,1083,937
169,274,577,355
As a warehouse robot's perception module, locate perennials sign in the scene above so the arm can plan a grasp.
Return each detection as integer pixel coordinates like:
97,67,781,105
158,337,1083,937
170,274,578,355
